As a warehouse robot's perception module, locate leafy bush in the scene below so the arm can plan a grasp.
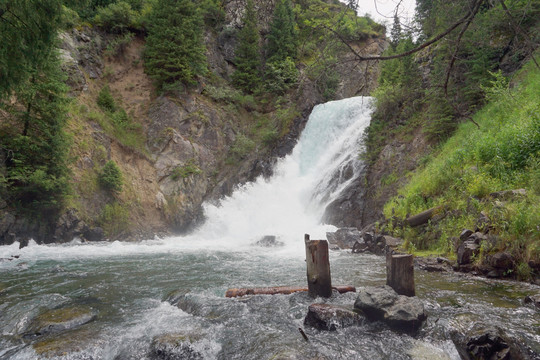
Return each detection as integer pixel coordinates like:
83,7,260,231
229,134,255,161
97,86,116,112
105,32,134,58
61,5,80,29
170,160,202,181
94,1,136,33
99,160,123,194
99,201,129,236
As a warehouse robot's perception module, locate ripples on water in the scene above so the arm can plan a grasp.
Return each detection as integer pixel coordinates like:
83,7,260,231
0,239,539,359
1,97,539,359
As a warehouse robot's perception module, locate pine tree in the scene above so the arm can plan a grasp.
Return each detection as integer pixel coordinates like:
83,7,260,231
346,0,358,12
390,15,402,49
266,0,297,62
144,0,207,90
0,0,63,98
232,0,262,92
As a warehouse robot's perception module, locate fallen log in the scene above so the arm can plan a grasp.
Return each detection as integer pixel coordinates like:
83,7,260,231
225,285,356,298
406,205,444,227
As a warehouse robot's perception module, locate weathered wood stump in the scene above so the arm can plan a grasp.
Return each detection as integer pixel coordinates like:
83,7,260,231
305,234,332,298
386,253,415,296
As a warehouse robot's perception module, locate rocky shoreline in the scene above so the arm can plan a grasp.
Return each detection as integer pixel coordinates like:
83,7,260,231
326,226,540,286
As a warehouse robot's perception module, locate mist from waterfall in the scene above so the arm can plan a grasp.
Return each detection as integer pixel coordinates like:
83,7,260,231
188,96,374,250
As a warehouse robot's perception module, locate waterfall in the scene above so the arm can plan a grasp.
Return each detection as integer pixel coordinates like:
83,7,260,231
0,96,373,259
189,96,374,248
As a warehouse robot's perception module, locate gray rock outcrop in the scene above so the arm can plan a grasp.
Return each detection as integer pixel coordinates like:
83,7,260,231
353,285,426,332
304,303,363,331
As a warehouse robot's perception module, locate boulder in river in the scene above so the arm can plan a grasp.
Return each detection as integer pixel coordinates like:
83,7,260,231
24,306,97,338
326,228,362,249
353,285,426,332
452,325,530,360
151,333,202,360
304,303,363,331
524,294,540,309
254,235,284,247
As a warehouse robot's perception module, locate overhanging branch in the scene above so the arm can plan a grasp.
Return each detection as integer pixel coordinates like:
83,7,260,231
325,0,485,62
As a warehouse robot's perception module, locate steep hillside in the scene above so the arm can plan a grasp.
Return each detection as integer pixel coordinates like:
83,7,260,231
359,0,539,281
0,0,386,244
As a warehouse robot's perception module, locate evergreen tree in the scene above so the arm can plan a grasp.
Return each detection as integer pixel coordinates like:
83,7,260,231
0,0,63,97
390,15,402,49
266,0,297,62
0,0,70,215
144,0,207,90
232,0,262,92
1,49,70,214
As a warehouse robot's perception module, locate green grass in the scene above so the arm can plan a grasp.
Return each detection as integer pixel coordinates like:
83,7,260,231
383,61,540,272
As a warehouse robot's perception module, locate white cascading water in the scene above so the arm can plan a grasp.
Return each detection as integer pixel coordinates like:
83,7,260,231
183,96,374,250
0,96,373,259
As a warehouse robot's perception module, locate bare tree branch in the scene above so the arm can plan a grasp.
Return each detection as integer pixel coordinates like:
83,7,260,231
443,0,484,96
325,0,486,62
498,0,540,69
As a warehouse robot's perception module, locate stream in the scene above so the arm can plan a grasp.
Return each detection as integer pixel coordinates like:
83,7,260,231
0,97,538,359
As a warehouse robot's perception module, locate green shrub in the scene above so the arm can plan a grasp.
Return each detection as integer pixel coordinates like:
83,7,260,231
94,1,136,33
170,160,202,180
104,32,135,58
97,86,116,112
61,5,80,29
99,201,130,236
99,160,123,194
229,134,255,161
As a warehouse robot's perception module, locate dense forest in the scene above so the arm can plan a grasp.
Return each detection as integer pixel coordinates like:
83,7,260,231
362,0,539,280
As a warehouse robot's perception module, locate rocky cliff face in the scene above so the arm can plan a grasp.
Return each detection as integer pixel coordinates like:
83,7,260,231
0,2,386,245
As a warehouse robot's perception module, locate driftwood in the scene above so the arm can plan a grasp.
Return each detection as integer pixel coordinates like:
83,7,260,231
225,285,356,298
305,234,332,298
386,253,415,297
406,205,444,227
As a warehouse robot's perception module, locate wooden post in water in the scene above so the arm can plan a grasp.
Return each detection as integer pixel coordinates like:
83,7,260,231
386,252,415,296
304,234,332,298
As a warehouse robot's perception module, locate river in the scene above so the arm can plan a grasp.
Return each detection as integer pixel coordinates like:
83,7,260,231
0,97,538,359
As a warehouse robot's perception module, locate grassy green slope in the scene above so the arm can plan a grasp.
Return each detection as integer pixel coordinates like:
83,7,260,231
384,61,540,278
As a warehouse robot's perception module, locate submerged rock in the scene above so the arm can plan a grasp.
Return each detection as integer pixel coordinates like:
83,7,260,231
24,306,97,338
150,333,202,360
304,303,363,331
415,257,453,273
524,294,540,309
254,235,284,247
32,327,95,357
353,285,426,332
163,289,189,307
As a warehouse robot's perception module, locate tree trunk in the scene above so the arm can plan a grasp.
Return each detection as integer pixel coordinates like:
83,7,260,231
305,234,332,298
406,205,444,227
386,253,415,296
